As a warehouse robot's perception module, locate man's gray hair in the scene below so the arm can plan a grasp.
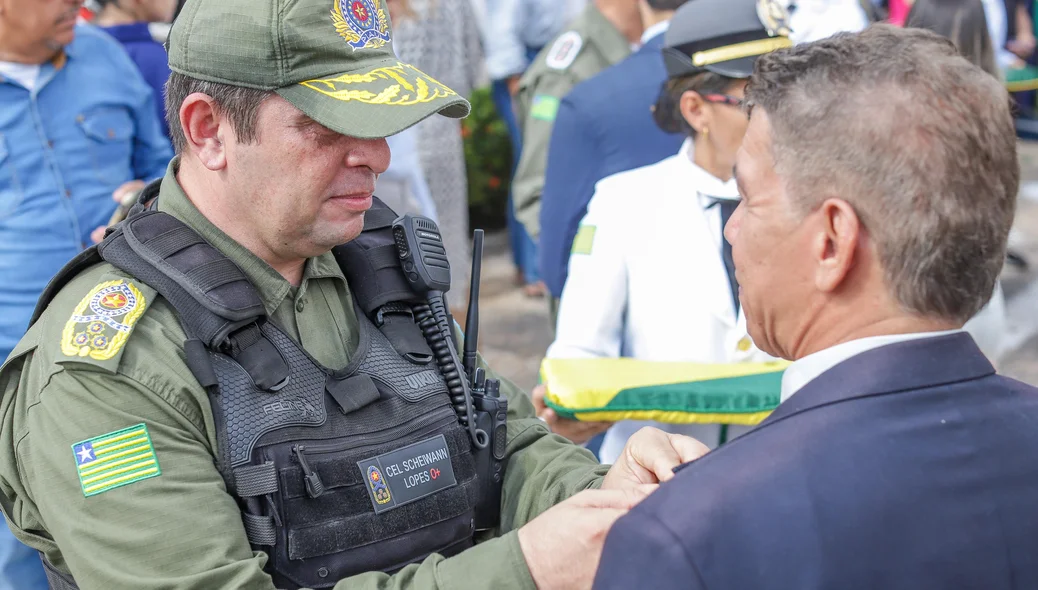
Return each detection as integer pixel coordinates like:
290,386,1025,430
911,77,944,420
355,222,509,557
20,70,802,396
164,72,274,154
746,24,1018,324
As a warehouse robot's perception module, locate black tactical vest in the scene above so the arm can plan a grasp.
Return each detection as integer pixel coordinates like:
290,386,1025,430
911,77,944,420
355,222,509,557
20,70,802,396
31,190,495,590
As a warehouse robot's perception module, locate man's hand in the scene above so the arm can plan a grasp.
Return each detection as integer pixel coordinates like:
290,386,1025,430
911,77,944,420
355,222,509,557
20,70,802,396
507,74,522,97
113,179,146,205
1009,33,1037,60
532,385,611,445
92,180,147,244
602,427,709,490
518,486,656,590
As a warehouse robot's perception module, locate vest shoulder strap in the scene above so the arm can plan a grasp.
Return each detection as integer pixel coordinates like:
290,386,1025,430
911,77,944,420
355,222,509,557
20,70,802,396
98,209,266,349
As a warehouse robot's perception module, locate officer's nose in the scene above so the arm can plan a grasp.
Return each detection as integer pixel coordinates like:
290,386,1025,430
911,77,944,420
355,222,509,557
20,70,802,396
346,137,392,176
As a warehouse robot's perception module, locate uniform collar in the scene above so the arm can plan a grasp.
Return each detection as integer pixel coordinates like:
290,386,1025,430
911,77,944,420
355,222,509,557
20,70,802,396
157,158,346,316
586,3,633,66
675,140,739,202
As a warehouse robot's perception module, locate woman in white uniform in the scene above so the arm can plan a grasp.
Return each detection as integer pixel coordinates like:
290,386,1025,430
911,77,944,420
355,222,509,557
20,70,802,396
543,5,793,463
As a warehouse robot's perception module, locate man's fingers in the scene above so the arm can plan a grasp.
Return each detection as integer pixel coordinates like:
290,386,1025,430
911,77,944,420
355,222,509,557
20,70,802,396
667,432,710,465
574,485,657,510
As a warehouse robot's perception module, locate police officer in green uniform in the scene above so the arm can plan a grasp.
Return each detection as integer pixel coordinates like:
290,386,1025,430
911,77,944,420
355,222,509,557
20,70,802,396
511,0,642,242
0,1,709,589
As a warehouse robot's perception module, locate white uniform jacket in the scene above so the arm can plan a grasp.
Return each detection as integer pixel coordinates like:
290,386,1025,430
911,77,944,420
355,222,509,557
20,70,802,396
547,140,775,463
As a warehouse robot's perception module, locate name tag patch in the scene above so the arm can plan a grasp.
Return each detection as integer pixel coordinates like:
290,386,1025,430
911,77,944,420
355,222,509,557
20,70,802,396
358,434,457,514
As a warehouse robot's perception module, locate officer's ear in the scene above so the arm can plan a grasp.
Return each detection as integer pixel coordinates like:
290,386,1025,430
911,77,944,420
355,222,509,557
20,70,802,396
679,90,710,136
179,92,228,172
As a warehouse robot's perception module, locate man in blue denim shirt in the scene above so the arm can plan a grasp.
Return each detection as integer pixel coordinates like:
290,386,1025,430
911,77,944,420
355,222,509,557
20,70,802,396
0,0,172,586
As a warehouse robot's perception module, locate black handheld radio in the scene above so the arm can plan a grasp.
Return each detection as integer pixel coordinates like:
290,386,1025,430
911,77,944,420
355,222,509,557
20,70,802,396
391,216,508,531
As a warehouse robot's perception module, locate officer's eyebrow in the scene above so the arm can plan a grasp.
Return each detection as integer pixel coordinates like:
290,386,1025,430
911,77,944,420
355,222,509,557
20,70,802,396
289,112,333,133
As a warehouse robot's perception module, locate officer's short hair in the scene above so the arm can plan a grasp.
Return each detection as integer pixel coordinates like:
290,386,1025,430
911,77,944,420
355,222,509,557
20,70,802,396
165,72,274,155
653,72,737,136
646,0,689,11
746,24,1017,324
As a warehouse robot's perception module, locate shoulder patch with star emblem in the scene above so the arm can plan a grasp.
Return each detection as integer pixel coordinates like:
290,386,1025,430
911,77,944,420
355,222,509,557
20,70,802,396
60,279,148,362
73,423,161,497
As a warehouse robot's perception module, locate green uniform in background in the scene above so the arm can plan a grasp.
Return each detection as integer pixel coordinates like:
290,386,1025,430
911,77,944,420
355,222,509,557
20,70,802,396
0,163,608,589
511,3,632,239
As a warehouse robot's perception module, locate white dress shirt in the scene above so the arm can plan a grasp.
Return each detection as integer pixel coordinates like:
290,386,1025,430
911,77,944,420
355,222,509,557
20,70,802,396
780,329,965,402
640,20,670,45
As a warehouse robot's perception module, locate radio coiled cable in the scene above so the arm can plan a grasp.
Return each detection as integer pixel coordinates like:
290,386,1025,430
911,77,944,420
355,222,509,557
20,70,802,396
414,292,488,449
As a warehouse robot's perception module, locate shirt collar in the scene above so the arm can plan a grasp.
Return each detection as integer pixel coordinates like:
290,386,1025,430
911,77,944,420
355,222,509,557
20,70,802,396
156,158,346,316
676,140,739,202
780,329,965,402
0,45,70,85
641,20,670,45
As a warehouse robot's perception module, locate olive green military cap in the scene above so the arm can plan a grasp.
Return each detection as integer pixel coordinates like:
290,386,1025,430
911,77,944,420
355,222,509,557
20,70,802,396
168,0,470,138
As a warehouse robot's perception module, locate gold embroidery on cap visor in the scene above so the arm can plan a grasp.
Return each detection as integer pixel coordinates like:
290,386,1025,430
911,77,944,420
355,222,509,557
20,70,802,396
692,37,793,68
299,62,457,106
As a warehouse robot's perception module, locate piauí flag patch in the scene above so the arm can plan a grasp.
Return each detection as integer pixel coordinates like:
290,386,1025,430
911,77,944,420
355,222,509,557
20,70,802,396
73,424,161,497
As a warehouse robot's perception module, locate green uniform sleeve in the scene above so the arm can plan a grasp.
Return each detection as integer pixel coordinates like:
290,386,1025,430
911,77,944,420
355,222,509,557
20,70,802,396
15,368,276,589
512,72,578,238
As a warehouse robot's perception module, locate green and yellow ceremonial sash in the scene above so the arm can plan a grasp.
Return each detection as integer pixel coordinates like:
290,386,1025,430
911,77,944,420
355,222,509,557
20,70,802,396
540,358,790,425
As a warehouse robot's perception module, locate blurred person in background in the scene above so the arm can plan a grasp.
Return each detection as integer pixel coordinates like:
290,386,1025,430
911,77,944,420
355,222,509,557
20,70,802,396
391,0,485,309
92,0,178,140
484,0,585,297
537,0,687,316
786,0,870,44
540,0,788,458
0,0,172,586
511,0,643,325
906,0,1013,364
376,0,438,221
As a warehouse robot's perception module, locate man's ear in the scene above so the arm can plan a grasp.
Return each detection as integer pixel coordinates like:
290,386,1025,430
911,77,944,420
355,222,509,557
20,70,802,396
179,93,227,171
813,198,861,293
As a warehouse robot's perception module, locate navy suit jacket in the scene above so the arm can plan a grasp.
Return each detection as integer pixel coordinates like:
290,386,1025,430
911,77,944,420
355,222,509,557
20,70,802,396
594,333,1038,590
539,32,684,298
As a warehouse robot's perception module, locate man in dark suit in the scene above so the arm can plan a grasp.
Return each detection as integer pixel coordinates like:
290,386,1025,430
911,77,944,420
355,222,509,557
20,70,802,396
537,0,687,309
593,21,1038,590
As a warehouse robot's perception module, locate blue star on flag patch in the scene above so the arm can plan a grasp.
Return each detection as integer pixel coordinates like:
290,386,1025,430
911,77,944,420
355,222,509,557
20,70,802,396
73,424,161,497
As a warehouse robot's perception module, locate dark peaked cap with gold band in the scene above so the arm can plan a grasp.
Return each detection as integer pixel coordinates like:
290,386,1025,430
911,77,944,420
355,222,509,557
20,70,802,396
663,0,794,79
167,0,470,139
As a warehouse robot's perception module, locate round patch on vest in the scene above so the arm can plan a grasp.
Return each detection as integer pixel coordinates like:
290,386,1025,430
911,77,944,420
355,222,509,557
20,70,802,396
546,31,583,70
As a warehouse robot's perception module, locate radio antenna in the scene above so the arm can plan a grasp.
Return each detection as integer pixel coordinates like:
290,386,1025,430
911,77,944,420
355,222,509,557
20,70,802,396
463,229,483,381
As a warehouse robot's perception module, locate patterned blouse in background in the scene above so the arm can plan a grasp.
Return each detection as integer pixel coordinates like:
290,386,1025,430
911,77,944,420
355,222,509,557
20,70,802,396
392,0,486,301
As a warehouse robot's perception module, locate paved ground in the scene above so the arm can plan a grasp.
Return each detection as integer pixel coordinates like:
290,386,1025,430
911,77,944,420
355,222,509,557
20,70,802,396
473,142,1038,391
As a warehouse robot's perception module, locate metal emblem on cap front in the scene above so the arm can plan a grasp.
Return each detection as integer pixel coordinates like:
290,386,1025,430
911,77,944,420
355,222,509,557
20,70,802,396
756,0,792,37
332,0,391,50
